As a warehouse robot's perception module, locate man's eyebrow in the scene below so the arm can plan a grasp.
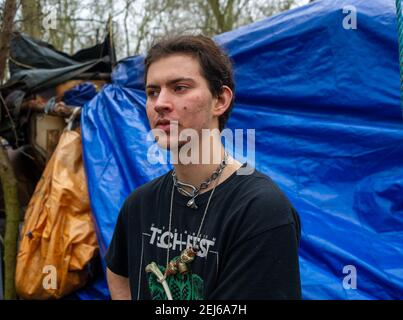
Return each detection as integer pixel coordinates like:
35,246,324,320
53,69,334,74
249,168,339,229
146,77,195,89
167,77,195,85
146,84,159,89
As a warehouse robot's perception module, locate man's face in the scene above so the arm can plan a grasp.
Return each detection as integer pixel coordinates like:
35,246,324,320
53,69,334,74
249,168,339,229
146,54,217,150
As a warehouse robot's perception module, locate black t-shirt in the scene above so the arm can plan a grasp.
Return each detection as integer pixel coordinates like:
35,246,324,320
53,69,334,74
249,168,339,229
105,164,302,300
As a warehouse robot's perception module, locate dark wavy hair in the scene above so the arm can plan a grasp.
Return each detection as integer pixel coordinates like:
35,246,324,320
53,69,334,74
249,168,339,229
144,35,235,132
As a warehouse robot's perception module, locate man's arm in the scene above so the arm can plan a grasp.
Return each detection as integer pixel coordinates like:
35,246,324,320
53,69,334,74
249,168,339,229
105,199,131,299
106,268,131,300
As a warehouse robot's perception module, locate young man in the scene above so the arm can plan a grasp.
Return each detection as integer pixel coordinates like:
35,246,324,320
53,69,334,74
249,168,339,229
105,35,301,300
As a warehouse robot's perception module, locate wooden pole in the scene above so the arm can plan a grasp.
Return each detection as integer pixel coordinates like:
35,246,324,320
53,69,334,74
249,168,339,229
0,144,19,299
0,0,19,299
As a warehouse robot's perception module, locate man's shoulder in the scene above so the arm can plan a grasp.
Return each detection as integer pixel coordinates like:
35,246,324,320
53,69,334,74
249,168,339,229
230,167,300,235
234,167,286,198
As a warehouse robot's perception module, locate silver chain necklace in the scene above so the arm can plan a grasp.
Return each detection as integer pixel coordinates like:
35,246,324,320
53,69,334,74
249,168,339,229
172,152,228,209
145,173,223,300
145,153,228,299
165,162,224,275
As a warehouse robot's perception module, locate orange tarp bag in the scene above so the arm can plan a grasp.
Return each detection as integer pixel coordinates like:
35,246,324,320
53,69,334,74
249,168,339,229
15,129,99,299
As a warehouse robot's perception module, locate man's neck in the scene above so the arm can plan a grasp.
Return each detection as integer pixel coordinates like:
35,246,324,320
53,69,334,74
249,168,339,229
172,142,242,194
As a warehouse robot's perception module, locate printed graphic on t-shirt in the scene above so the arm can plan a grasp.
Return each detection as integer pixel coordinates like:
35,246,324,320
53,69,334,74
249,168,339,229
145,224,219,300
149,224,216,258
147,260,204,300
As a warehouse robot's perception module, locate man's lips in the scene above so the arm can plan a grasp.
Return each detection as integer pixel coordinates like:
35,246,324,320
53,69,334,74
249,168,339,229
155,120,178,131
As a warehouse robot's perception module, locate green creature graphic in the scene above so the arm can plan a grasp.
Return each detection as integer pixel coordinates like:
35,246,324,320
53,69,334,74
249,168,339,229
147,258,204,300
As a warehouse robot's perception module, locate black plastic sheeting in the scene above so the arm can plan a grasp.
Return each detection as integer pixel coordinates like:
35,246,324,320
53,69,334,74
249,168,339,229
2,32,115,94
0,31,115,148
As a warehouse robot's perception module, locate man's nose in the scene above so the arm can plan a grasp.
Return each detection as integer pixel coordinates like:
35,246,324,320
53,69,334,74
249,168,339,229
154,89,173,114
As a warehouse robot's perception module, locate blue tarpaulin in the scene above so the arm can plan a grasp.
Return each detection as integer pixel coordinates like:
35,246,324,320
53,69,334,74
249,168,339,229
80,0,403,299
62,82,97,106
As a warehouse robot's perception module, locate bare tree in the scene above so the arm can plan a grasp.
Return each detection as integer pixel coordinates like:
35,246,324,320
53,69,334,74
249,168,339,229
9,0,299,60
0,0,15,83
21,0,42,39
128,0,297,55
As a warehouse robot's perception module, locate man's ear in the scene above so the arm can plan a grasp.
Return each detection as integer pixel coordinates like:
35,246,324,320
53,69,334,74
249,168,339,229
212,85,233,117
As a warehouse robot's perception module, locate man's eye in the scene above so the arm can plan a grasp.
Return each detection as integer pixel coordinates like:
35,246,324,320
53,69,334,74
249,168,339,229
147,90,159,97
174,85,188,92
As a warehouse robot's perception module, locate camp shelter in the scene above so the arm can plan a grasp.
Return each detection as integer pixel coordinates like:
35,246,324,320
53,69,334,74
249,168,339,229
80,0,403,299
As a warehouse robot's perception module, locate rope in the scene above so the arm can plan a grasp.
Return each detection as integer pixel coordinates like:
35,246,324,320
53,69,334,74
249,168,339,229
8,56,34,69
396,0,403,118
